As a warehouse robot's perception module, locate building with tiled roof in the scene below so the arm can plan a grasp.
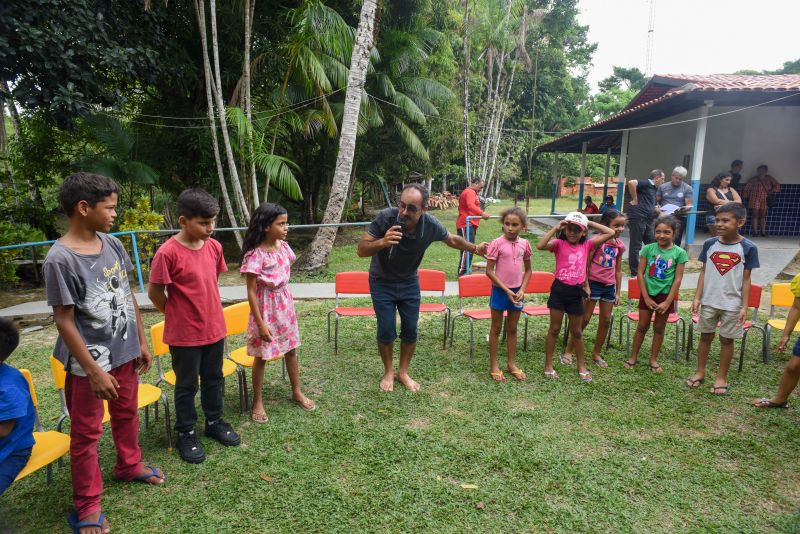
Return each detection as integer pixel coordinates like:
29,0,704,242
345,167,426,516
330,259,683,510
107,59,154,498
537,74,800,241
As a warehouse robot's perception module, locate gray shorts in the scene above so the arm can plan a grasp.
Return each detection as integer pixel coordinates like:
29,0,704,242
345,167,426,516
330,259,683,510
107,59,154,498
697,304,743,339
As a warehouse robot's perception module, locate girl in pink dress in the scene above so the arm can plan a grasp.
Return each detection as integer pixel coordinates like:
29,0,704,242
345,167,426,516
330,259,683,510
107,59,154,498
240,203,314,423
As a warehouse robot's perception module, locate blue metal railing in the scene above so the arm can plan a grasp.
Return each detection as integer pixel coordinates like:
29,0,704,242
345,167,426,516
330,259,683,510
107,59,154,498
0,222,372,294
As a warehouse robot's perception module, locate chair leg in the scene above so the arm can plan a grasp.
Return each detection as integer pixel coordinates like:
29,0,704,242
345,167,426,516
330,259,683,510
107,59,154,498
739,328,749,372
626,318,631,357
469,319,475,360
606,314,614,349
281,358,287,381
765,325,771,363
327,312,332,342
618,314,624,345
334,315,340,355
686,321,694,361
144,405,150,430
161,393,173,451
523,315,529,351
561,317,569,351
46,464,53,484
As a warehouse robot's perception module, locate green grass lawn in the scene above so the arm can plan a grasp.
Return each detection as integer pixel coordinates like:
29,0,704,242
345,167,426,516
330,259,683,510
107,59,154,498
3,297,800,532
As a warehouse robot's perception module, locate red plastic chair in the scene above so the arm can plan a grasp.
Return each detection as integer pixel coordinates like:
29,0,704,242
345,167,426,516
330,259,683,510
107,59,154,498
621,277,686,361
522,272,554,350
449,274,497,359
327,272,375,354
685,283,766,370
418,269,451,348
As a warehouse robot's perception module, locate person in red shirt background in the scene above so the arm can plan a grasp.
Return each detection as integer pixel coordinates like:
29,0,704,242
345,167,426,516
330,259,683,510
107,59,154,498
581,195,599,215
456,178,490,275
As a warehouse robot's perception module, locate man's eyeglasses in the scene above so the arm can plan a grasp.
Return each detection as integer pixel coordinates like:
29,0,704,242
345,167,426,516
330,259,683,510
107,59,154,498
399,201,420,213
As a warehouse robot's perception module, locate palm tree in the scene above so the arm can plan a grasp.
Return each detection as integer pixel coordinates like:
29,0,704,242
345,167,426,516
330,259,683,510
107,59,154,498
294,0,379,272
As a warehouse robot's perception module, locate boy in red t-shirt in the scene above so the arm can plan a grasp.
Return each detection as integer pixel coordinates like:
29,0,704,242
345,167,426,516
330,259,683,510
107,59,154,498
149,189,240,463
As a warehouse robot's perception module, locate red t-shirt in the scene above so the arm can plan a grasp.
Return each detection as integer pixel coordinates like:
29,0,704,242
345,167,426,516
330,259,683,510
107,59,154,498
581,203,599,214
457,187,483,229
149,236,228,346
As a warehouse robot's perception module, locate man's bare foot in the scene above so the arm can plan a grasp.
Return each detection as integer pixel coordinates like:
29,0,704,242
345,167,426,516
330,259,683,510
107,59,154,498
292,393,316,411
380,372,394,392
396,373,420,392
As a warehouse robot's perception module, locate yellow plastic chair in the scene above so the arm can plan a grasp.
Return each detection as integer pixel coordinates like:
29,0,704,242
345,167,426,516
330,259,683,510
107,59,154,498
223,301,286,413
766,283,800,361
14,368,70,484
150,321,244,412
49,355,172,450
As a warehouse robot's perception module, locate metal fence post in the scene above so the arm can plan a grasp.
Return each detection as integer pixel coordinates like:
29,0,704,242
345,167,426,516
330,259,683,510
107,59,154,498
129,231,146,294
465,216,472,274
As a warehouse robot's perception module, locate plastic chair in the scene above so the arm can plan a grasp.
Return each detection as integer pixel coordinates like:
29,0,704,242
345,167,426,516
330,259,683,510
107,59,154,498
522,272,555,350
418,269,451,348
13,368,70,484
327,272,376,355
766,283,800,362
685,283,766,370
50,355,172,450
150,321,243,412
449,274,496,359
620,278,686,361
223,301,286,413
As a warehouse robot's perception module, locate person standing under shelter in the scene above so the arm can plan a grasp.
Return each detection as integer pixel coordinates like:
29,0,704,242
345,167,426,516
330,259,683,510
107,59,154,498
456,177,490,275
656,166,693,247
358,184,488,392
626,169,665,274
729,159,744,191
743,164,780,238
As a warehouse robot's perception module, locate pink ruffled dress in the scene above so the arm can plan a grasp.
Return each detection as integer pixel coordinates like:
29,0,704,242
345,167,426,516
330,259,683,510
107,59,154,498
239,241,300,360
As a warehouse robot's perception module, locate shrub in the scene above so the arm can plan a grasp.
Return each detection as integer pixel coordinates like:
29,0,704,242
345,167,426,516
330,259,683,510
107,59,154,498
118,196,164,278
0,221,46,286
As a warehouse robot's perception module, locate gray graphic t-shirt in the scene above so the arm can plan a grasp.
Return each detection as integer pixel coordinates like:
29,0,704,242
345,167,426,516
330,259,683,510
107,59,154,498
698,237,759,311
44,233,140,376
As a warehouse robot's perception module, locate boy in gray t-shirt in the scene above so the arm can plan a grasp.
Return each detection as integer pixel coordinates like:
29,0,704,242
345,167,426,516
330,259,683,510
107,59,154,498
686,203,758,395
43,172,164,533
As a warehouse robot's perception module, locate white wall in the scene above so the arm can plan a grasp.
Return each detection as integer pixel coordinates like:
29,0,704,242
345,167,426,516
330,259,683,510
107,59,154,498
626,104,800,184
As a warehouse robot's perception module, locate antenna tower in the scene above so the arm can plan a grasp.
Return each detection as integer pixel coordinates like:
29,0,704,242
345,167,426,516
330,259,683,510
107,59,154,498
645,0,656,76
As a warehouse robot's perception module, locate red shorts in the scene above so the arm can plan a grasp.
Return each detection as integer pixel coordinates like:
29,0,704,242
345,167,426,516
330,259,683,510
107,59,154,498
638,292,676,314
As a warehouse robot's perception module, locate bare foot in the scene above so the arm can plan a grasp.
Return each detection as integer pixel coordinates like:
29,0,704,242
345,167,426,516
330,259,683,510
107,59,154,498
396,373,420,392
292,393,316,411
380,372,394,392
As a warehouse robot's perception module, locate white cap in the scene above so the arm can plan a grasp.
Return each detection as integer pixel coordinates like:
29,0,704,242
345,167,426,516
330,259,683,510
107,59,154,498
564,211,588,230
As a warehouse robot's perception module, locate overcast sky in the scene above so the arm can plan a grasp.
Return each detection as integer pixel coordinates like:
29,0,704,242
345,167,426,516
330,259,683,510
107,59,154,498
578,0,800,91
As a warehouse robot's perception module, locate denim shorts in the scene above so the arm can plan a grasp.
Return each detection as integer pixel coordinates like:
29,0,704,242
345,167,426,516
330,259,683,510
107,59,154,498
589,280,616,303
0,447,32,497
369,276,421,343
793,336,800,357
489,285,523,312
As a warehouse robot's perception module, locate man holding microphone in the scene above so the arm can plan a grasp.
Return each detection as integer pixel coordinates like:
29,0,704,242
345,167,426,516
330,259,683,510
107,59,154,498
358,184,488,392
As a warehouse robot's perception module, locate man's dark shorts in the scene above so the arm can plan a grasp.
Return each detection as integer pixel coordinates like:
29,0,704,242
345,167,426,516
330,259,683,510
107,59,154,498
369,276,420,343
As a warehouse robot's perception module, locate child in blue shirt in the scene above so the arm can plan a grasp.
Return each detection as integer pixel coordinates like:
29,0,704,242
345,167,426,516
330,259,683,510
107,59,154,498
0,317,35,496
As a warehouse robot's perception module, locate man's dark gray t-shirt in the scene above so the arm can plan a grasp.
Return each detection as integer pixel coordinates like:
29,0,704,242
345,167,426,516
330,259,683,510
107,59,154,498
628,179,658,220
367,208,449,280
43,233,140,376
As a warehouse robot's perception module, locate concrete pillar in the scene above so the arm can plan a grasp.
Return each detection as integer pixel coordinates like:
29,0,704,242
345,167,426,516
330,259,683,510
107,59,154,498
686,101,713,246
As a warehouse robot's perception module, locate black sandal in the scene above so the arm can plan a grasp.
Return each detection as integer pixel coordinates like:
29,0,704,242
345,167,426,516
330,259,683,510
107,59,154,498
685,377,705,388
711,384,729,395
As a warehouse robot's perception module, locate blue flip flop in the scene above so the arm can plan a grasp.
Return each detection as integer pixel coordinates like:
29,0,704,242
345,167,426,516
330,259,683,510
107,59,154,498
68,511,107,534
132,465,166,484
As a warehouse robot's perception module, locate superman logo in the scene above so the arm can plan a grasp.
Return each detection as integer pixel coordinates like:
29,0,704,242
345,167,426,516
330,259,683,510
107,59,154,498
710,251,741,275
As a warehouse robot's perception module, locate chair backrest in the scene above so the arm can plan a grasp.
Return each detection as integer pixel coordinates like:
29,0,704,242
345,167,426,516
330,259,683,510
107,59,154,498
457,273,493,298
627,277,641,302
19,368,38,407
418,269,446,292
150,322,169,357
223,301,251,336
748,283,763,309
335,272,371,295
525,272,555,294
771,283,795,308
50,355,66,390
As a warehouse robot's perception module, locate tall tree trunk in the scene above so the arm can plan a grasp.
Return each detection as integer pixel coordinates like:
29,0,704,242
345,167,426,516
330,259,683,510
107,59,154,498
195,0,242,247
243,0,259,209
485,52,518,192
294,0,378,272
462,0,471,186
209,0,250,223
525,48,539,213
0,81,22,142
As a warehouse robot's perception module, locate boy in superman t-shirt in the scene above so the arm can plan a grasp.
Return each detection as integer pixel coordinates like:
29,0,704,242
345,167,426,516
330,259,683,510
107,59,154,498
686,204,758,395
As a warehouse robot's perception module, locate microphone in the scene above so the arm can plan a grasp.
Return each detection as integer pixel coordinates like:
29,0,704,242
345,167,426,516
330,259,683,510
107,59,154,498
388,214,405,259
